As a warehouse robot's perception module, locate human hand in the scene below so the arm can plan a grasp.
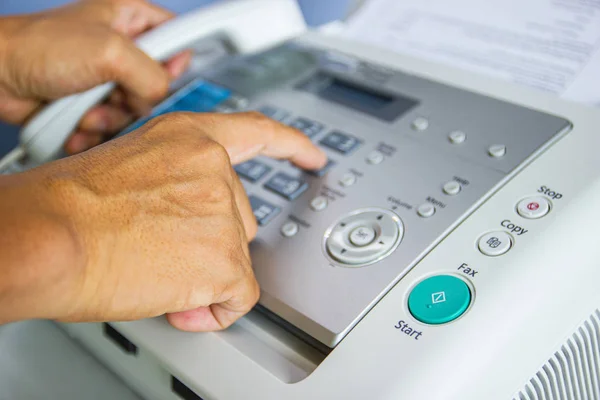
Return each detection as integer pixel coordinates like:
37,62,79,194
0,112,326,330
0,0,190,154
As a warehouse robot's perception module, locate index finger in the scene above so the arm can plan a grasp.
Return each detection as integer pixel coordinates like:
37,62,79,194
186,112,328,170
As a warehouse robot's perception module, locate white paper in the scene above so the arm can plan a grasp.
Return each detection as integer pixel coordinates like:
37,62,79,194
342,0,600,107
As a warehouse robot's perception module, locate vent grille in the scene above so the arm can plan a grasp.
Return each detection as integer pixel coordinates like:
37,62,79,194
514,309,600,400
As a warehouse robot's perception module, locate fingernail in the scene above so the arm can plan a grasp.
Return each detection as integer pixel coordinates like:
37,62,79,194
169,62,185,79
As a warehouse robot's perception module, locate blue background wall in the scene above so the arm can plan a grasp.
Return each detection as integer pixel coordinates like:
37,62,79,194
0,0,351,156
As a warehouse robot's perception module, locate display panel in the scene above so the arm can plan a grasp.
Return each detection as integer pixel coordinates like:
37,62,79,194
297,72,419,122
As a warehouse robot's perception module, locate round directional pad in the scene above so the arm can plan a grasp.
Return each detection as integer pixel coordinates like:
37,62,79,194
324,208,404,267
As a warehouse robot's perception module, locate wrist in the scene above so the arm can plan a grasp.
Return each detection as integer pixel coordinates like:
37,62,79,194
0,172,85,323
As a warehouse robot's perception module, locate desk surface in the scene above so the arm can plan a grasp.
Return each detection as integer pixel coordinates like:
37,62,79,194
0,321,141,400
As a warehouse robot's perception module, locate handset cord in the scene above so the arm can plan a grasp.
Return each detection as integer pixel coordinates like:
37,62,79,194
0,147,26,174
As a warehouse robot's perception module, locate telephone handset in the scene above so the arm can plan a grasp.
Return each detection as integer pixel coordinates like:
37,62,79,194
1,0,305,171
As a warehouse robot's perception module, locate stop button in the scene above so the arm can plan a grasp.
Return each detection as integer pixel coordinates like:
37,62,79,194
517,196,551,219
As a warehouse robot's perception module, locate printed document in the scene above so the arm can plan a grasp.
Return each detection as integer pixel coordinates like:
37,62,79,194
342,0,600,107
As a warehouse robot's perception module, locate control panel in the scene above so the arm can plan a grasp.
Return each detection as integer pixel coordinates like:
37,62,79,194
117,42,571,348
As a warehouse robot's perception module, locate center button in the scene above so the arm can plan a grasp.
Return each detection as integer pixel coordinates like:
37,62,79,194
349,226,376,247
324,208,404,267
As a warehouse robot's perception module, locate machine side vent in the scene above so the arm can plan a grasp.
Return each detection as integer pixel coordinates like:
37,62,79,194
103,323,138,355
514,309,600,400
171,376,204,400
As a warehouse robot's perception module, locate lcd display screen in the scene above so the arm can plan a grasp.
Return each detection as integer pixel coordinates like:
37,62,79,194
298,73,419,122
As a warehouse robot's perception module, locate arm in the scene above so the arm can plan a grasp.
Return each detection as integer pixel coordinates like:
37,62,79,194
0,172,84,323
0,112,326,330
0,0,326,331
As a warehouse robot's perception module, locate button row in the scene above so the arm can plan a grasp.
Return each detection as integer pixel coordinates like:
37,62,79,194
235,158,335,185
260,105,365,156
410,117,506,159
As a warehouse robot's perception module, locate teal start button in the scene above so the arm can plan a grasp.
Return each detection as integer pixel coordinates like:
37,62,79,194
408,275,471,325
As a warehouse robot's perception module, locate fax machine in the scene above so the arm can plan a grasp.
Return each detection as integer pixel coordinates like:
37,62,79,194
7,0,600,399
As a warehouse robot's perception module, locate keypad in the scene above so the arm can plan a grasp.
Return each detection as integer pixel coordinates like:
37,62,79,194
319,131,363,155
288,117,325,138
249,196,281,226
264,172,309,201
258,105,290,122
234,160,272,183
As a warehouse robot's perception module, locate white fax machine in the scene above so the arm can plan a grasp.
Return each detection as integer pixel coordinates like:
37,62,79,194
7,0,600,399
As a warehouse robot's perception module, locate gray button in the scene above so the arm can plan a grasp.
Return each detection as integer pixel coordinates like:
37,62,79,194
448,130,466,144
288,117,325,138
264,172,309,201
488,144,507,158
227,95,249,110
258,105,290,122
305,159,336,177
319,131,363,155
366,150,385,165
281,222,299,237
249,196,281,226
411,117,429,131
214,105,235,113
325,208,404,267
478,231,513,256
339,173,357,187
310,196,329,211
349,226,376,247
443,181,462,196
417,203,436,218
234,160,272,183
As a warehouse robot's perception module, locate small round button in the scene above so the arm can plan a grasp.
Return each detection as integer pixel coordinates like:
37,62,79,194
448,130,466,144
366,150,384,165
411,117,429,131
340,173,357,187
349,226,376,247
443,181,462,196
417,203,436,218
478,231,513,256
310,196,329,212
517,196,550,219
281,222,299,237
408,275,471,325
488,144,507,158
